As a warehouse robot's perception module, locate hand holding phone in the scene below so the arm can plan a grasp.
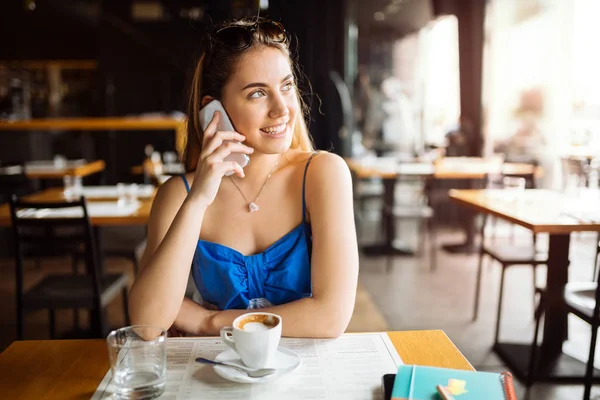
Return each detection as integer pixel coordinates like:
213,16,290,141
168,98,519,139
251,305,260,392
187,102,254,209
198,100,250,176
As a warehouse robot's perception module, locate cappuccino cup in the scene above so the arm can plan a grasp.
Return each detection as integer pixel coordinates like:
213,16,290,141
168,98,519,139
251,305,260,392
220,312,282,369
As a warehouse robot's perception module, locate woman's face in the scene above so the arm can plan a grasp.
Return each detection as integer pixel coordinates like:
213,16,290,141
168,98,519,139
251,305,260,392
221,46,298,155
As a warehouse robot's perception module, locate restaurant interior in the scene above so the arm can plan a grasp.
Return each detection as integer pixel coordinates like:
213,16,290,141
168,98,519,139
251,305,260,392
1,0,600,399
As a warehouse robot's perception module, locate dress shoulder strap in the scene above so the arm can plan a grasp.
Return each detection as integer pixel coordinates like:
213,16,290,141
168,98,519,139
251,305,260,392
180,174,190,193
302,151,320,223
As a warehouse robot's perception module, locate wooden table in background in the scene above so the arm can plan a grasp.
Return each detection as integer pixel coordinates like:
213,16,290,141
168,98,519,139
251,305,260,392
346,157,542,256
0,330,472,399
131,162,185,183
0,187,155,226
346,157,540,180
450,189,600,383
0,117,186,148
0,117,187,183
23,160,106,180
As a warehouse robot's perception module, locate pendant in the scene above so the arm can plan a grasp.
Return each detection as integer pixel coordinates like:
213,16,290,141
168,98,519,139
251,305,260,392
248,202,259,213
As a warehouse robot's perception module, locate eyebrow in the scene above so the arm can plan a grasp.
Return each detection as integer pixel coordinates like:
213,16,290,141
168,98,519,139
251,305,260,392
241,74,294,91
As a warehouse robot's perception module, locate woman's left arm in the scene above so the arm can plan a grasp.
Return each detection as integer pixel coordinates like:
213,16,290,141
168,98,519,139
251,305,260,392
194,153,359,338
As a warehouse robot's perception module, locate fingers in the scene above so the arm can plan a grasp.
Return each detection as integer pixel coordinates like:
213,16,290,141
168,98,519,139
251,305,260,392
206,141,253,163
201,111,221,148
203,130,247,154
223,161,245,178
202,132,251,159
205,160,245,178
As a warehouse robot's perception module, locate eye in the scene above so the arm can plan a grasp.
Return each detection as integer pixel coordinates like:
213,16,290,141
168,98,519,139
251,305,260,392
249,90,266,99
282,81,294,92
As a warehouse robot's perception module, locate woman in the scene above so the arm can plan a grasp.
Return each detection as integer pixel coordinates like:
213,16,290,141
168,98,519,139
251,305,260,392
128,17,358,338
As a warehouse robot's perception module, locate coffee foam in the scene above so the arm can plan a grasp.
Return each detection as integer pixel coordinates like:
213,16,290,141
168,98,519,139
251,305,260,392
242,322,271,332
237,314,279,332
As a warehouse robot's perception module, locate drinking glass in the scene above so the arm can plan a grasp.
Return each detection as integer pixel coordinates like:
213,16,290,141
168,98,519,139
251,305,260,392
53,154,67,169
126,183,139,206
117,183,139,207
489,153,505,173
502,176,526,203
72,176,83,197
63,175,74,201
106,326,167,400
116,183,127,207
162,151,177,165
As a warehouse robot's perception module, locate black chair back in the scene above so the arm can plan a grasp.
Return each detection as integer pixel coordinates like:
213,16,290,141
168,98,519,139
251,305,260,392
8,195,105,337
0,163,31,203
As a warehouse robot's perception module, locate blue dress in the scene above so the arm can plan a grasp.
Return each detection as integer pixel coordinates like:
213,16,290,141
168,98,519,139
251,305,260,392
180,152,318,310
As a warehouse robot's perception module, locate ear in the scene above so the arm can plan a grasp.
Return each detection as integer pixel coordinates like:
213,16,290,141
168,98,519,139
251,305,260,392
201,95,215,108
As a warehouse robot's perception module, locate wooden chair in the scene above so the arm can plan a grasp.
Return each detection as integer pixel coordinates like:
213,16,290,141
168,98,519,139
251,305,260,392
529,271,600,399
472,171,547,345
562,157,589,189
352,174,384,237
9,195,129,340
0,163,31,204
73,229,141,276
389,176,437,272
593,238,600,281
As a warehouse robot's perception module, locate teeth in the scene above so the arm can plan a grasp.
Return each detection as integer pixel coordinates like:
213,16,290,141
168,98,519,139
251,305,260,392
261,123,286,134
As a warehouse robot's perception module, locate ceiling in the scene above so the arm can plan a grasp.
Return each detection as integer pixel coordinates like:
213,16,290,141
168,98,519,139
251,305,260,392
356,0,434,39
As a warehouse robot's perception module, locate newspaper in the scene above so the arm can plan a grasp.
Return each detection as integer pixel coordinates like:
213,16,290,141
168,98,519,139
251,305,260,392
92,332,403,400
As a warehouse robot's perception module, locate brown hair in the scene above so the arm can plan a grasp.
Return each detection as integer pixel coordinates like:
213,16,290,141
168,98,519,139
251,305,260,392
182,17,314,172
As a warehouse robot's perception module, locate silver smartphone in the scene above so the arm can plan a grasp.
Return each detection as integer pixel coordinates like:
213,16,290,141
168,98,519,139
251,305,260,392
198,100,250,175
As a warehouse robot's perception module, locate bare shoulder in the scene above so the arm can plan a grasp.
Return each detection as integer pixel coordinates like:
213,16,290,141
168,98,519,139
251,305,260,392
150,174,190,216
302,151,352,204
305,151,351,186
285,150,349,175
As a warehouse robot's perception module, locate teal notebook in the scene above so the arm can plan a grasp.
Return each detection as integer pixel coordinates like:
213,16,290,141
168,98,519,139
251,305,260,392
391,365,513,400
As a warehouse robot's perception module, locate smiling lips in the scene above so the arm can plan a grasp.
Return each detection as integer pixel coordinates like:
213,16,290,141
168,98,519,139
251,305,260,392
260,123,287,136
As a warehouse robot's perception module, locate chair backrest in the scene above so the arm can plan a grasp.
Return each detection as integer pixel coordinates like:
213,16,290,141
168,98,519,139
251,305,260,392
484,164,537,190
8,195,104,313
591,239,600,326
482,166,538,245
0,163,31,204
561,157,587,189
502,171,537,189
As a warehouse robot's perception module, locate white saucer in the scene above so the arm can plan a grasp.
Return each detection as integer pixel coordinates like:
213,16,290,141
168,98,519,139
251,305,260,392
213,346,301,384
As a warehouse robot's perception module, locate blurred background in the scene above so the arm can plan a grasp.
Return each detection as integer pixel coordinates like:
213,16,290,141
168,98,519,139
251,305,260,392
2,0,599,186
2,1,600,398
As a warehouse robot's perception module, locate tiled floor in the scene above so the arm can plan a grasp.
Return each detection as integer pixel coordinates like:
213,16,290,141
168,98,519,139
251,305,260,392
357,212,600,400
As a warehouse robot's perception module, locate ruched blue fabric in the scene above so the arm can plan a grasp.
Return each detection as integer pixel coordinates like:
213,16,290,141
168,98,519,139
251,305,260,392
180,152,317,310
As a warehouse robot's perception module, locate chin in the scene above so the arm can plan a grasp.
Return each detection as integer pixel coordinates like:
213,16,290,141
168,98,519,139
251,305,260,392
256,139,292,155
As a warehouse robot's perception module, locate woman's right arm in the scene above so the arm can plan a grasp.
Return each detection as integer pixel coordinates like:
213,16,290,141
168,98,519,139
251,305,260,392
128,179,208,330
128,112,253,330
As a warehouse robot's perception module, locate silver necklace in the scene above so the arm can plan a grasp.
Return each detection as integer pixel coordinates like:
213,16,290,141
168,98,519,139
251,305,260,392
229,155,280,213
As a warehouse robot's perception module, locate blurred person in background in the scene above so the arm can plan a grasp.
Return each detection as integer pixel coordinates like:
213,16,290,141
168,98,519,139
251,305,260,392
380,75,417,159
445,115,471,157
353,65,372,136
361,72,385,154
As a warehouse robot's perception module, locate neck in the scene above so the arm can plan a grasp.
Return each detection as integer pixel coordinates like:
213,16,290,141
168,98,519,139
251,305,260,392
238,152,281,184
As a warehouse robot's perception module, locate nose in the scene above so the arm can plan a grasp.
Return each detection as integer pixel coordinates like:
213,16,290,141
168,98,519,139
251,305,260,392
268,93,289,120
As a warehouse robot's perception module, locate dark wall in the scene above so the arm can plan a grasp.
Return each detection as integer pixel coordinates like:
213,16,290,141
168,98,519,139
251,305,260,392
0,1,96,60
